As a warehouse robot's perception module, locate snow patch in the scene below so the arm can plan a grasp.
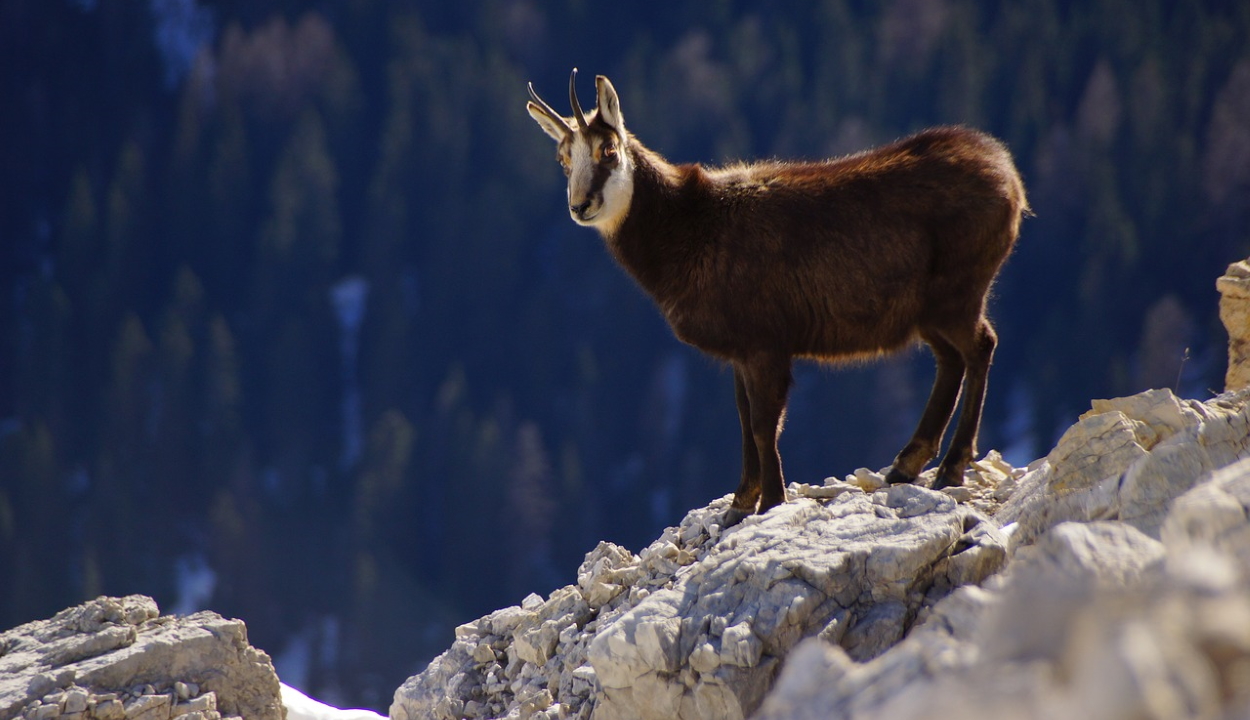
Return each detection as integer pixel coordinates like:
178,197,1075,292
281,683,385,720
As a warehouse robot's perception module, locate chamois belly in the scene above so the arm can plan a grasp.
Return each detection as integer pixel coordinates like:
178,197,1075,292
660,284,921,362
802,320,920,361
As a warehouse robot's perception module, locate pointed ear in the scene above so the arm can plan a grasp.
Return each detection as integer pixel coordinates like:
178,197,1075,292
528,102,571,142
595,75,625,136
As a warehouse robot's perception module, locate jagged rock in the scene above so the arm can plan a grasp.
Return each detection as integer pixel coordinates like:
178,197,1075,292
0,596,283,720
1218,258,1250,392
586,487,1008,720
755,455,1250,720
576,543,639,608
392,483,1009,720
997,387,1250,547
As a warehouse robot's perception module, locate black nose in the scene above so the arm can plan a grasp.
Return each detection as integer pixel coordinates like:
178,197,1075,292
570,200,591,216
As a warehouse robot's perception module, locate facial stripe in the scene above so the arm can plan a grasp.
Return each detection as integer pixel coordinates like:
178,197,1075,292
588,159,613,197
571,135,617,196
564,127,633,231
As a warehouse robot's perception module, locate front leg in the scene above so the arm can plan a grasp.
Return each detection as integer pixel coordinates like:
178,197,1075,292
725,367,761,527
732,355,793,525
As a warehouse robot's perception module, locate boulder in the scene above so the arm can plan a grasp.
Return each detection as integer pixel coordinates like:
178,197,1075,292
0,595,283,720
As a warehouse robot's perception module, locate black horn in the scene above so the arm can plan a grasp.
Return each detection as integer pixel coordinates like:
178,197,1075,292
569,68,589,131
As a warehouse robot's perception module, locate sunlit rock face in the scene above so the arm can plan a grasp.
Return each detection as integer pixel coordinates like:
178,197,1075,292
996,387,1250,546
392,469,1015,720
392,383,1250,720
757,455,1250,720
1219,258,1250,392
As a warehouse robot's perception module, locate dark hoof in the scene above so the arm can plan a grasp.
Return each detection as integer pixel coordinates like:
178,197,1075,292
885,467,917,485
931,472,964,491
756,498,787,516
723,506,754,527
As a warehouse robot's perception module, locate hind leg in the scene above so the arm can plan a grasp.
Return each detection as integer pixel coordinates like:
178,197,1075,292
886,332,966,484
932,318,997,489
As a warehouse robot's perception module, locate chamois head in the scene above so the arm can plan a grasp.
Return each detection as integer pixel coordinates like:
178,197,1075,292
527,69,633,234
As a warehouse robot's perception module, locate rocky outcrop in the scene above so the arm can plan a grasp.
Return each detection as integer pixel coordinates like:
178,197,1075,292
584,485,1007,720
0,596,284,720
754,385,1250,720
1219,258,1250,391
997,387,1250,546
391,472,1015,720
755,455,1250,720
394,385,1250,720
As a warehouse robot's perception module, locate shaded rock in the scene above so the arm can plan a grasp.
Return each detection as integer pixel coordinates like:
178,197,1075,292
0,596,282,720
392,513,698,720
576,543,639,609
389,640,475,720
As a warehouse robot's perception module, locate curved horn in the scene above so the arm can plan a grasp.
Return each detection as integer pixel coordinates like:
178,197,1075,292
528,81,569,131
569,68,589,131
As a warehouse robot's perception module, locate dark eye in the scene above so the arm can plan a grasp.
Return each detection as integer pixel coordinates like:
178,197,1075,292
602,144,617,162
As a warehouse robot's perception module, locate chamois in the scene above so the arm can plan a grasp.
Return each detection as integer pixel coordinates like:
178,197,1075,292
527,70,1027,526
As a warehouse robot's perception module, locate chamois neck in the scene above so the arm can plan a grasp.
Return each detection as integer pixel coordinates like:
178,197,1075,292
601,138,703,296
598,139,682,240
627,141,684,195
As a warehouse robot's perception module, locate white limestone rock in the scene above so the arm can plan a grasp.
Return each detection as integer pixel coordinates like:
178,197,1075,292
0,596,281,720
755,441,1250,720
997,387,1250,547
392,501,728,720
844,468,886,492
576,543,640,609
586,487,1005,720
392,485,1005,720
393,382,1247,720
